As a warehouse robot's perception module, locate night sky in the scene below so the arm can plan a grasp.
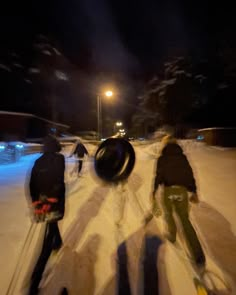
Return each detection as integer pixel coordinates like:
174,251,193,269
0,1,235,132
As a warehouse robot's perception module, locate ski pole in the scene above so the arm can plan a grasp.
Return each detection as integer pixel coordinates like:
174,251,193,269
6,222,37,295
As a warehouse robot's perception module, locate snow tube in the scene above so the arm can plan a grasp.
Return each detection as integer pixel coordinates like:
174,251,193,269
94,138,135,183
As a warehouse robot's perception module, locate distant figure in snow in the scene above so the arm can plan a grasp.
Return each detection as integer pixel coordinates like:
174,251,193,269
69,140,89,176
28,135,66,295
152,135,205,267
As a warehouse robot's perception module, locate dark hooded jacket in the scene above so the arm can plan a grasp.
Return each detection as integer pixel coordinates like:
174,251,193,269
153,143,196,194
72,142,88,158
29,136,65,218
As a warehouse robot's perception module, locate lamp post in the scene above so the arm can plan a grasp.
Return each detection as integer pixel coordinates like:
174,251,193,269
97,90,113,140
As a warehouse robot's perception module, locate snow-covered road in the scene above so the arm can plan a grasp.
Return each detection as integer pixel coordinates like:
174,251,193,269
0,141,236,295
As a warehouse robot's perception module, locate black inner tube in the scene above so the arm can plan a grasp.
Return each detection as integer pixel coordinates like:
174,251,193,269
94,138,135,183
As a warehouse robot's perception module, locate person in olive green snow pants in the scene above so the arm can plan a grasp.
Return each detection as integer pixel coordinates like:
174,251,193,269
162,185,205,266
152,136,205,267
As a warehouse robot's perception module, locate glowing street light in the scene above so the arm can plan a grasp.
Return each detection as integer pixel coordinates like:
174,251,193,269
97,90,113,140
105,90,113,97
116,121,123,127
113,121,123,135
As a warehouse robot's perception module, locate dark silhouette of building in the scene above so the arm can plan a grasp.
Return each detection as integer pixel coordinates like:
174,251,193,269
0,111,70,142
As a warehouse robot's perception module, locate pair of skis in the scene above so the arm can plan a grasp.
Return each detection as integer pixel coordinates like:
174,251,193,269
167,240,214,295
6,223,38,295
6,222,68,295
152,215,231,295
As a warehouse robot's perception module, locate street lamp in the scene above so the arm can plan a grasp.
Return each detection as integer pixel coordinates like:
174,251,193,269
105,90,113,97
113,121,123,135
97,90,113,140
116,121,123,127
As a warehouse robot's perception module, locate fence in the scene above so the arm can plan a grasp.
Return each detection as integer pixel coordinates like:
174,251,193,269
0,144,42,164
0,142,75,165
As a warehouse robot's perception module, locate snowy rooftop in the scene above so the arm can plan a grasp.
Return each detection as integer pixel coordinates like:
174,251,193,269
0,111,69,128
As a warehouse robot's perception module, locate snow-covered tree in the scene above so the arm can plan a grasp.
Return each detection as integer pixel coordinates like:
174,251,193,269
138,57,208,127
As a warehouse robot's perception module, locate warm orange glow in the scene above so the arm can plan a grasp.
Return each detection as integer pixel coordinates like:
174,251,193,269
105,90,113,97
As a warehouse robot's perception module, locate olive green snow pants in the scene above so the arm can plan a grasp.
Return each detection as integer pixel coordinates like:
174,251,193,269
162,186,205,266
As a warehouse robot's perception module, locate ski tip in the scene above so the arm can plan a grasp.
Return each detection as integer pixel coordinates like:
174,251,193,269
193,278,209,295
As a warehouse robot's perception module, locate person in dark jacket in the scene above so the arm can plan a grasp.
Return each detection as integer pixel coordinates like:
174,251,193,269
28,135,65,295
69,140,88,176
152,138,205,267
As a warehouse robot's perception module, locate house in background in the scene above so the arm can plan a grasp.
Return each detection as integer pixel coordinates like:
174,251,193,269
0,111,70,142
0,111,71,164
198,127,236,147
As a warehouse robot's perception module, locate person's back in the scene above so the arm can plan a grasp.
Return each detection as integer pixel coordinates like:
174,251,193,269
30,152,65,207
29,135,65,217
28,135,65,295
152,139,205,268
69,140,88,176
74,142,88,158
154,143,196,193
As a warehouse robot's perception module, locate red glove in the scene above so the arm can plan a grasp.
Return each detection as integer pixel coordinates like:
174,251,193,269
32,198,58,222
